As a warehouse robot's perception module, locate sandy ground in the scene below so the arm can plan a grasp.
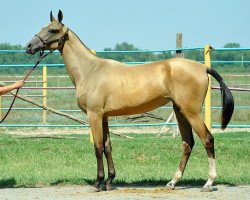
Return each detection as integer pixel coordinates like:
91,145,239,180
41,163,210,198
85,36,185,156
0,185,249,200
2,127,249,137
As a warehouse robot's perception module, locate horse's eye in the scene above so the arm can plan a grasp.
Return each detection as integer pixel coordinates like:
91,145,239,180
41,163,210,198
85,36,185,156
49,29,58,34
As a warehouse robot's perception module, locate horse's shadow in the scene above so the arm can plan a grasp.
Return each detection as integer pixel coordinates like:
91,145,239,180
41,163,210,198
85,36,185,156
51,178,235,189
0,178,16,188
111,178,235,188
0,177,235,189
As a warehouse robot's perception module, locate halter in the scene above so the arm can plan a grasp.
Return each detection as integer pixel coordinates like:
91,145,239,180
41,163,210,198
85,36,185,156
0,28,69,123
35,27,69,56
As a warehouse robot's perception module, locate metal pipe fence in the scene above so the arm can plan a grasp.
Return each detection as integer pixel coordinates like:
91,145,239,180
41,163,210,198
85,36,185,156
0,46,249,129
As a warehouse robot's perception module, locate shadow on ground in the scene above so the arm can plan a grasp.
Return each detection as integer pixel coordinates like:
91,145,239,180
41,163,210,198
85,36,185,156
0,178,16,188
0,177,236,188
50,178,236,188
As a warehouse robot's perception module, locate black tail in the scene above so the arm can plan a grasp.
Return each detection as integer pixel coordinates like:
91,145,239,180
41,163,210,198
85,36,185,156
207,68,234,129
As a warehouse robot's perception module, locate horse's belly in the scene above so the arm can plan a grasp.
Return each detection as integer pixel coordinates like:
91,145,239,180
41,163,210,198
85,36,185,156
104,97,170,117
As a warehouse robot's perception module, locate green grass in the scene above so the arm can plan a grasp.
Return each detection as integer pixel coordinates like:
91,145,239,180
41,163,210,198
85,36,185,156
0,131,249,188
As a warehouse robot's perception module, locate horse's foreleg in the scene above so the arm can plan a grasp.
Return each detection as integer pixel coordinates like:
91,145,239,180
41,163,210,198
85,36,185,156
103,117,116,190
88,112,105,191
166,104,194,189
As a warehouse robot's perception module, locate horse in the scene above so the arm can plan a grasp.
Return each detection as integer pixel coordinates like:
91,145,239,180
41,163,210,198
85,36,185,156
26,10,234,192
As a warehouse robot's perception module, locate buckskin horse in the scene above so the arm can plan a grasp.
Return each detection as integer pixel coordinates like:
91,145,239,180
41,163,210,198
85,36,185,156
26,10,234,192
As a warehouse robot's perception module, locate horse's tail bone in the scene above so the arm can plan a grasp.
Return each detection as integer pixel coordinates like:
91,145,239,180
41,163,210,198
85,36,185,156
207,68,234,129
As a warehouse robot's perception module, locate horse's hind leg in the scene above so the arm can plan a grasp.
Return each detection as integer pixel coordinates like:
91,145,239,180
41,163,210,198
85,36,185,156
166,104,195,189
184,112,216,192
103,117,116,191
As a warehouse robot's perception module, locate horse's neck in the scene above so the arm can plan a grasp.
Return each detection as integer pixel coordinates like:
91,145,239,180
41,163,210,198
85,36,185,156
60,30,99,86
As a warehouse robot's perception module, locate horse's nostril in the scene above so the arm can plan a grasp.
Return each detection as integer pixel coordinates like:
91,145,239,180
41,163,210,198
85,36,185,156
26,43,33,53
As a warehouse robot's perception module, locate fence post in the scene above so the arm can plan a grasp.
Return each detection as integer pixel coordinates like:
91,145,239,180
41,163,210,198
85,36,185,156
176,33,183,58
204,45,212,131
174,33,182,134
43,66,47,124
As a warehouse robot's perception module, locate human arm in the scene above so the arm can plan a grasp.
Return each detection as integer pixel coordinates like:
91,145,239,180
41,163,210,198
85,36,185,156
0,81,24,96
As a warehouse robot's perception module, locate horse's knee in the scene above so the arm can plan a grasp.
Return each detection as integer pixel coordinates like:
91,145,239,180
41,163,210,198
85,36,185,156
94,145,104,158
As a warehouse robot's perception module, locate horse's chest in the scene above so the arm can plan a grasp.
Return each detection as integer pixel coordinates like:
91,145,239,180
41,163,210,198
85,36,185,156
76,90,88,112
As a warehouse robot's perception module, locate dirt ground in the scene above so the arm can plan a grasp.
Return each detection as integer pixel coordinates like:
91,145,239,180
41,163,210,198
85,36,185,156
0,185,249,200
2,127,249,137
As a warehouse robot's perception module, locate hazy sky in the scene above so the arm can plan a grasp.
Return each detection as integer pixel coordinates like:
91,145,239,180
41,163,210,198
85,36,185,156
0,0,249,50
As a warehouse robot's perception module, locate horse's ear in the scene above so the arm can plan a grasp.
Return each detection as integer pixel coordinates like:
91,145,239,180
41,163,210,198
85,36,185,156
58,10,63,23
50,11,55,22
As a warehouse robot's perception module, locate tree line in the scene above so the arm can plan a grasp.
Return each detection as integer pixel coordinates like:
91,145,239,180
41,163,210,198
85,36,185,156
0,42,249,74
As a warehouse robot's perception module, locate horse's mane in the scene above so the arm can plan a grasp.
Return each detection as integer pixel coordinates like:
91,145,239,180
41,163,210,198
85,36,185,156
69,28,96,56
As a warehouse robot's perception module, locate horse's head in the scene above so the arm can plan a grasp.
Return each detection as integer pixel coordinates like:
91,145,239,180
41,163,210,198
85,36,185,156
26,10,69,54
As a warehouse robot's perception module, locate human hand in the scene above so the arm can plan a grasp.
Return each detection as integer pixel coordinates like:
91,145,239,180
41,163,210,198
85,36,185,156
12,80,24,89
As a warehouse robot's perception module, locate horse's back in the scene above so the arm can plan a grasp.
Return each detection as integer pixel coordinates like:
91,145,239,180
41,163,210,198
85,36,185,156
100,58,208,116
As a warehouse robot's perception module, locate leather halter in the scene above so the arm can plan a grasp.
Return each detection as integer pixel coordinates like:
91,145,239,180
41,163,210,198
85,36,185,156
35,27,69,51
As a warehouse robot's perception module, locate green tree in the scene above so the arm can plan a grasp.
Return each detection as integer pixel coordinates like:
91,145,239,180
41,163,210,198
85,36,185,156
99,42,172,63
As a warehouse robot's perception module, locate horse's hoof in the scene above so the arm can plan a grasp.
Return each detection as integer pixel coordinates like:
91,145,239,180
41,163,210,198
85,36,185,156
101,184,115,191
201,186,213,192
166,182,175,190
106,184,116,191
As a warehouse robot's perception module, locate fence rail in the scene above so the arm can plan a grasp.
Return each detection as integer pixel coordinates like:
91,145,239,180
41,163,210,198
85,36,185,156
0,46,249,129
1,47,250,53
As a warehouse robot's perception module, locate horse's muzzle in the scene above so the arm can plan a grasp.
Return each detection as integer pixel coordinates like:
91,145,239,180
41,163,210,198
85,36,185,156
26,43,35,54
26,37,43,54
